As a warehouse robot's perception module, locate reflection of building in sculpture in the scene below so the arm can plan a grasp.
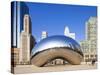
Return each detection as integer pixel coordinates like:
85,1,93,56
64,26,75,39
19,14,35,64
44,58,68,67
80,17,97,63
41,31,48,39
31,35,83,67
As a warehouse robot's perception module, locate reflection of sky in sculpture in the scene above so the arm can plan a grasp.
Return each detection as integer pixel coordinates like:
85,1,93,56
32,35,81,55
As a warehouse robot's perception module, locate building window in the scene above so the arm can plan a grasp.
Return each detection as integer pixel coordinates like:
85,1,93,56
85,55,89,58
90,55,94,57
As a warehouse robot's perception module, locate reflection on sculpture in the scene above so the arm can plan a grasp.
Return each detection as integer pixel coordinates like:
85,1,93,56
31,35,83,67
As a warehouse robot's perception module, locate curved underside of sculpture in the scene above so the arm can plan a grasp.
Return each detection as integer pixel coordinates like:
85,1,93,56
31,47,83,67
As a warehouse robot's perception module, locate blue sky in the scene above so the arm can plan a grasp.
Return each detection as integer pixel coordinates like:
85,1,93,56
26,2,97,42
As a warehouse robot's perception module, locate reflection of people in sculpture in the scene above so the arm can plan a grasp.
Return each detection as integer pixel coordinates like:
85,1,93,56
31,35,83,67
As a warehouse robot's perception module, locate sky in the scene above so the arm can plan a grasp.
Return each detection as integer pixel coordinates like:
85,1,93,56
25,2,97,42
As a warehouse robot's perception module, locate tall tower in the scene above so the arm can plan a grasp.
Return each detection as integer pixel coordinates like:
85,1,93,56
19,14,31,64
41,31,48,39
80,17,97,63
11,1,29,48
64,26,75,40
86,17,97,41
85,17,97,53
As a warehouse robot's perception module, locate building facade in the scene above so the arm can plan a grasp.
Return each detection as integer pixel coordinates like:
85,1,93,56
11,48,20,66
80,40,97,64
80,40,91,53
86,17,97,53
19,14,31,64
80,17,97,64
11,1,29,48
64,26,75,39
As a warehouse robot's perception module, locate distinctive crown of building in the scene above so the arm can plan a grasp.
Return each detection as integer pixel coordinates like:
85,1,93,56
23,14,30,33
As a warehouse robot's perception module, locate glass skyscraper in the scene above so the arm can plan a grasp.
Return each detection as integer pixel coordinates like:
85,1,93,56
11,1,29,48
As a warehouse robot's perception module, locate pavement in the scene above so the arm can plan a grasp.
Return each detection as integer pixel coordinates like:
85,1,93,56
13,64,97,74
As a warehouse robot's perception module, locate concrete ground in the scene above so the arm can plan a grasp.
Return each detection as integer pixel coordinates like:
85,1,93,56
13,64,97,74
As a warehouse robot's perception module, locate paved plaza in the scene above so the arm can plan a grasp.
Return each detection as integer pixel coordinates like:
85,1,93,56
13,64,97,74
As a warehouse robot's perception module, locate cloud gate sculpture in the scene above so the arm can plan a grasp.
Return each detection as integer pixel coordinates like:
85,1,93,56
31,35,83,67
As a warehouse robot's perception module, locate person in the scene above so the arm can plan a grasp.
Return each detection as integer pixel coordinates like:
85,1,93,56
92,59,95,65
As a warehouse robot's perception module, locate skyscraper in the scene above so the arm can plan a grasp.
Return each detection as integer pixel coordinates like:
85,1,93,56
86,17,97,41
80,17,97,63
19,14,31,64
11,1,29,48
64,26,75,39
41,31,48,39
86,17,97,53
